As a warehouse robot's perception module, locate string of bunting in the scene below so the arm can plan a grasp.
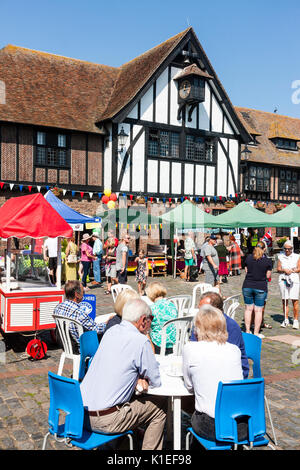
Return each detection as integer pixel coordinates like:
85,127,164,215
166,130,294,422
0,182,287,209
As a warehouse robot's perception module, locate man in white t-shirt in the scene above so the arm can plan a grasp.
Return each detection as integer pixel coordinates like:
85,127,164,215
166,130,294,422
43,237,58,286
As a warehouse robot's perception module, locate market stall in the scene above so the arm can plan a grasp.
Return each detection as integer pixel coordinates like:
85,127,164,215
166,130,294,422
0,193,73,334
161,200,217,278
209,201,274,228
44,190,101,227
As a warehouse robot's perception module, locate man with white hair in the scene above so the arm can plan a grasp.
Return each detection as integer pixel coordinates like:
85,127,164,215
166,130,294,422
277,240,300,329
80,298,167,450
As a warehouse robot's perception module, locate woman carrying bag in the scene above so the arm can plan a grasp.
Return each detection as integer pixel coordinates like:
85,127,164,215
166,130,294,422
65,236,79,281
80,233,96,291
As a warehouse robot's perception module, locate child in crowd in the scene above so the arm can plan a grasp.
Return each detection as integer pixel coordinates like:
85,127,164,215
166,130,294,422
134,249,149,295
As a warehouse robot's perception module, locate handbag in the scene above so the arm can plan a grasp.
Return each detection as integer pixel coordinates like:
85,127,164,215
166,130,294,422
67,254,78,263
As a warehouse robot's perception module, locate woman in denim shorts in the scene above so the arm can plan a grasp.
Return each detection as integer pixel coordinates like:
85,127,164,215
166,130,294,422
242,241,272,338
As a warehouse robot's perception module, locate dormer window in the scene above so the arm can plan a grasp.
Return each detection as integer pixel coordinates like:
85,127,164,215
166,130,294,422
248,135,259,146
274,138,298,150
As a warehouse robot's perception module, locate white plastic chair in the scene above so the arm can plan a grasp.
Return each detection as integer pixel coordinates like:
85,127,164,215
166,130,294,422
191,283,215,309
53,314,84,381
160,315,194,356
225,301,240,320
111,284,134,302
223,295,241,315
167,295,192,318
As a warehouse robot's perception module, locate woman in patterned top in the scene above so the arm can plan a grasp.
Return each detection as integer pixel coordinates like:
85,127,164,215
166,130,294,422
146,282,178,355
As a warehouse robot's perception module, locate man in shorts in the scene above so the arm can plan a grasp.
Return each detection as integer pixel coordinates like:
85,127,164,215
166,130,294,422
202,234,219,286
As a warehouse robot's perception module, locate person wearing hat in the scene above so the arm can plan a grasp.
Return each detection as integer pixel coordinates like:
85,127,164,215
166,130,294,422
201,235,219,287
91,232,103,286
80,233,96,290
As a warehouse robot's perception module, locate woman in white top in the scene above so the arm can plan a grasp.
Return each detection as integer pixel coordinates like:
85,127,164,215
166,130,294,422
277,240,300,329
182,304,245,441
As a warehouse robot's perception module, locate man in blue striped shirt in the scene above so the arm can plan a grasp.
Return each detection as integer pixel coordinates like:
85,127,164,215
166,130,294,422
80,298,167,450
53,280,106,350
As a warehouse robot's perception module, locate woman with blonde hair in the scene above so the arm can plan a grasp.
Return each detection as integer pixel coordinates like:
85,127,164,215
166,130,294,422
104,288,140,333
242,240,272,338
146,282,178,354
182,304,244,441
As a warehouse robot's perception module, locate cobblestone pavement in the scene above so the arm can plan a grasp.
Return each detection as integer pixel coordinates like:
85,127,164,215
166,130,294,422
0,270,299,450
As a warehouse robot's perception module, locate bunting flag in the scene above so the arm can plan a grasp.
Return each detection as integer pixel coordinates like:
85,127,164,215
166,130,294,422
0,182,246,208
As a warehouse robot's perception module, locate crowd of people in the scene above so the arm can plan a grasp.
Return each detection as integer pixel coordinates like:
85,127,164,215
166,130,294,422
50,226,300,450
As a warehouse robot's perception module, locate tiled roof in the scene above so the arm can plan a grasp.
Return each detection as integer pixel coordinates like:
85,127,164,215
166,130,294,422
0,45,119,133
235,107,300,167
0,30,190,132
97,29,191,121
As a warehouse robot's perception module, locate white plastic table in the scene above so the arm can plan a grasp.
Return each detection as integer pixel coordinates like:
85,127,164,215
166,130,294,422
147,355,192,450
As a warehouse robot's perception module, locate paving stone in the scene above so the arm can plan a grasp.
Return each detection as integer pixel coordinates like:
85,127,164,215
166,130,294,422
0,270,299,450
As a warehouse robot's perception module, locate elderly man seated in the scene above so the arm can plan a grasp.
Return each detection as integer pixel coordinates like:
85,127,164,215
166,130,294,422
80,298,167,450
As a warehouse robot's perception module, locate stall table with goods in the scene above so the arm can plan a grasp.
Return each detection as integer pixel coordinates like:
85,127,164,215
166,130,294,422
0,193,73,354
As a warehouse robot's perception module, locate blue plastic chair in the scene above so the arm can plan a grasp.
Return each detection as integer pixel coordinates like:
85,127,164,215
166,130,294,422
186,378,273,450
242,332,277,446
79,331,99,381
42,372,133,450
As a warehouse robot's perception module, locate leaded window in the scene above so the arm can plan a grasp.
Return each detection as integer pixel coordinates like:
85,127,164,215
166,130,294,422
243,165,270,192
185,135,215,162
148,129,180,158
279,169,299,194
35,131,69,168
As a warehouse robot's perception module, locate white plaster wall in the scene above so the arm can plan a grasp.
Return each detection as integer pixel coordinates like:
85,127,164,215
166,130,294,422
155,68,169,124
147,160,158,193
217,141,227,196
228,138,239,196
140,85,154,121
127,103,138,119
159,161,170,193
170,67,182,127
195,165,205,195
198,81,210,131
103,123,112,189
171,162,181,194
211,93,223,133
206,166,215,196
224,116,234,135
131,126,145,192
184,163,194,195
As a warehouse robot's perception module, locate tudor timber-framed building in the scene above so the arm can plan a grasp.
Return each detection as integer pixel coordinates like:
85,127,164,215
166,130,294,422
0,28,251,216
0,27,299,229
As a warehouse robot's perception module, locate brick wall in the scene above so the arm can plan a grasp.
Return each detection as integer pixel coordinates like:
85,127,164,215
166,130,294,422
1,125,17,180
0,123,103,189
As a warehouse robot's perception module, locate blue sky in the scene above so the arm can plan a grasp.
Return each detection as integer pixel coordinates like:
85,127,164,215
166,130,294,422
1,0,300,118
